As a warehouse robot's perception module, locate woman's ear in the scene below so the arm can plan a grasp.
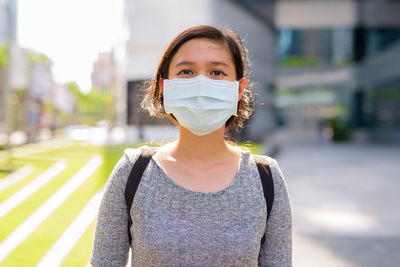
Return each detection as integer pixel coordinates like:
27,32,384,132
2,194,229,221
238,77,247,101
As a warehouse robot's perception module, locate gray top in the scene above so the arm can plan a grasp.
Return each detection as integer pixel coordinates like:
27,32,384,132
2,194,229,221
91,146,292,267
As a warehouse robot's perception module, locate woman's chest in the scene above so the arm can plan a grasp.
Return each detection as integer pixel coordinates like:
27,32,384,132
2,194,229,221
156,158,239,193
131,177,267,265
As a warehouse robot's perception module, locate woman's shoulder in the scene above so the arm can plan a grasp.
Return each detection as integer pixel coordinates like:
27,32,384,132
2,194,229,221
250,153,287,188
123,145,158,164
107,145,157,187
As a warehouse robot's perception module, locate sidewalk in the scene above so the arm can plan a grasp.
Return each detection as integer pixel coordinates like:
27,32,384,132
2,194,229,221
275,142,400,267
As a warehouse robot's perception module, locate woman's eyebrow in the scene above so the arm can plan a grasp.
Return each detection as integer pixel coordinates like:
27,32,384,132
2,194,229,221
174,60,230,67
174,60,195,67
209,61,229,67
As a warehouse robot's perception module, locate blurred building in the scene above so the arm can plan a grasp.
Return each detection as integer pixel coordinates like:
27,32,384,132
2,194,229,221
5,48,68,139
0,0,18,138
0,0,16,44
91,52,117,127
115,0,400,143
1,0,80,144
29,58,54,102
91,52,116,91
0,0,9,43
275,0,400,142
115,0,277,141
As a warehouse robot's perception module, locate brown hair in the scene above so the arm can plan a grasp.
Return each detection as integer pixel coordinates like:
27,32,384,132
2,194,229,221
141,25,254,132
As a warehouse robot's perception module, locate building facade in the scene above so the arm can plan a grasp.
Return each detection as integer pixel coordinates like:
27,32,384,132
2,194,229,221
116,0,400,143
275,0,400,142
0,0,18,138
91,52,116,92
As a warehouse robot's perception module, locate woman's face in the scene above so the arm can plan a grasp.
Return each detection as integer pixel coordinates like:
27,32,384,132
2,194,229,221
168,38,237,82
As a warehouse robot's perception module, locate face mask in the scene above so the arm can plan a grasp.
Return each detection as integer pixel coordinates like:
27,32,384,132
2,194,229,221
163,75,239,136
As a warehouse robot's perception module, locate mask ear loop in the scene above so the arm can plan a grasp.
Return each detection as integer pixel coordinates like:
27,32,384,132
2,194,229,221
158,75,179,126
238,77,247,101
232,77,246,118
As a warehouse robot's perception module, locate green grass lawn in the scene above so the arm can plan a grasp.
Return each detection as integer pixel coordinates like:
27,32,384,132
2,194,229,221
0,140,262,266
0,141,135,266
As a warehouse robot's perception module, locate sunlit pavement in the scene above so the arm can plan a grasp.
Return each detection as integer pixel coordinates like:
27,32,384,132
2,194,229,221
276,142,400,267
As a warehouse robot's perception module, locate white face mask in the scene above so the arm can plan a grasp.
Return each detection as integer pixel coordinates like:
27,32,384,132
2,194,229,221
163,75,239,136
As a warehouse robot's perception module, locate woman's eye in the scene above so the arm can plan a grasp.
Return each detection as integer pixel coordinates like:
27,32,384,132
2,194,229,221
211,70,226,76
177,69,193,75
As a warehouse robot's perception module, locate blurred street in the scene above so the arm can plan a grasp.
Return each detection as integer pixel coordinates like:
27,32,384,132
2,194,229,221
276,141,400,267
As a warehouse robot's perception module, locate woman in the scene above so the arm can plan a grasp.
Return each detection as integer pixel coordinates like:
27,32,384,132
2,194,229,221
91,25,292,267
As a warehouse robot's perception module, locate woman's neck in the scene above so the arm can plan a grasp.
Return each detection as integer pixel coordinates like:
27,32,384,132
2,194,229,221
170,126,233,163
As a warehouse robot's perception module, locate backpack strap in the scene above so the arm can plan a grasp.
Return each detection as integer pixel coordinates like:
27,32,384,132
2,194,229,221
253,154,274,245
125,147,157,246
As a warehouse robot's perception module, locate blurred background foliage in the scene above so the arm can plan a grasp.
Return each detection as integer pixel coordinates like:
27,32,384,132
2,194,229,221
66,82,109,126
0,44,8,68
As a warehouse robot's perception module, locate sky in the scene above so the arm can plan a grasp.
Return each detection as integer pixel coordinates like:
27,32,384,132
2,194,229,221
17,0,124,93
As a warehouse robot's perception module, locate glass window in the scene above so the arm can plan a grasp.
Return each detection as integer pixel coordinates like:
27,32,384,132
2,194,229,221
277,28,353,67
365,28,400,59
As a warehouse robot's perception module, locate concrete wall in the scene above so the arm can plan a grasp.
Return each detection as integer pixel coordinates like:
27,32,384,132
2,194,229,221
211,1,276,140
123,0,214,81
276,0,357,29
276,0,400,29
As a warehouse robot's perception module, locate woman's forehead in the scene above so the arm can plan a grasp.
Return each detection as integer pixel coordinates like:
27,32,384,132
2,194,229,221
171,38,234,66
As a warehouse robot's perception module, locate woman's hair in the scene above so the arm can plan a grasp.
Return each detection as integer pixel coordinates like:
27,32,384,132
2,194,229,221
141,25,254,132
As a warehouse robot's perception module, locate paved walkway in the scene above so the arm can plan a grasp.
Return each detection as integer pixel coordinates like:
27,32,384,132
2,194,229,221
275,142,400,267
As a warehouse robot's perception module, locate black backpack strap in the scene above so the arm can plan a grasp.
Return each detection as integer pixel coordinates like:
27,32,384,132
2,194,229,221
253,154,274,245
125,147,157,246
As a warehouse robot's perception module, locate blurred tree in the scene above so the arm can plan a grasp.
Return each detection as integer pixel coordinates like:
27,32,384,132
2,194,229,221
67,82,110,125
28,52,52,64
280,55,317,67
0,44,8,69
